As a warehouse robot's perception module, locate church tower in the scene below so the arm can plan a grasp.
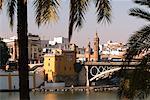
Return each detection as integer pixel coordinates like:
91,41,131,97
85,41,91,61
93,32,100,62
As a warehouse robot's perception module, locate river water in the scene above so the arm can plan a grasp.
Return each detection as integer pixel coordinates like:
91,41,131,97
0,91,150,100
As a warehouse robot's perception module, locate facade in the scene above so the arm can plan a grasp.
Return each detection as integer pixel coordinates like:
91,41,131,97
101,40,126,60
3,36,18,61
85,33,100,62
41,37,70,59
44,49,77,85
84,33,126,62
76,47,85,62
41,40,49,49
0,67,44,91
49,36,69,50
28,34,42,63
3,34,42,63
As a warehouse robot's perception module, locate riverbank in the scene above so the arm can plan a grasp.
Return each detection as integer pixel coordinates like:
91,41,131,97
32,85,119,93
0,85,119,92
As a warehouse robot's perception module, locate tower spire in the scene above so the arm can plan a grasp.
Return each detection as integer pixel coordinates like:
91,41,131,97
93,32,100,62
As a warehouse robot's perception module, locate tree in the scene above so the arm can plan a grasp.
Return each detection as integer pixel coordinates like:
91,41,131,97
33,0,112,42
0,0,3,9
68,0,111,42
1,0,59,99
118,0,150,99
0,38,9,67
1,0,112,99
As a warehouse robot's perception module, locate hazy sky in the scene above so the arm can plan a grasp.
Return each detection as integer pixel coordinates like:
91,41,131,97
0,0,148,47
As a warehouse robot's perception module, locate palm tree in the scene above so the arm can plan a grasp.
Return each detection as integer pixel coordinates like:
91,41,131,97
1,0,112,99
1,0,59,99
34,0,112,42
0,0,2,9
68,0,111,42
118,0,150,99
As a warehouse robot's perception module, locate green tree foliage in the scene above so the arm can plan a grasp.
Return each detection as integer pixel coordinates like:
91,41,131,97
0,39,10,67
118,0,150,99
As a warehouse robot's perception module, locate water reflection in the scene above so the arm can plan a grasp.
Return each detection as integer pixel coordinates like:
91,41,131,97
45,93,57,100
0,91,150,100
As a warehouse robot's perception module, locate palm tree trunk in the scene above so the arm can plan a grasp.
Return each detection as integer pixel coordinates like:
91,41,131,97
17,0,30,100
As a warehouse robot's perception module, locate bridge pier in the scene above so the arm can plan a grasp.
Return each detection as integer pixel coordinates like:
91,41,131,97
85,66,89,87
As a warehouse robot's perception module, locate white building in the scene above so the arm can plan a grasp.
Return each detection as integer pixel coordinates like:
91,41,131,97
49,36,69,50
42,36,70,54
49,37,69,45
101,40,126,59
0,67,44,91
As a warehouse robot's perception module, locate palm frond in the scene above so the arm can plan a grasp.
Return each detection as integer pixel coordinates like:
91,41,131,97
94,0,111,24
69,0,89,42
33,0,59,27
120,1,150,99
129,8,150,22
0,0,3,9
119,53,150,100
125,25,150,60
134,0,150,7
6,0,16,30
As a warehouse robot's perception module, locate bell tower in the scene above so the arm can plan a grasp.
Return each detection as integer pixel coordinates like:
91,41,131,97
85,41,91,61
93,32,100,62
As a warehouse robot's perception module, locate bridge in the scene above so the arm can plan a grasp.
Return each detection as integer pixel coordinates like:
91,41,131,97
83,61,150,87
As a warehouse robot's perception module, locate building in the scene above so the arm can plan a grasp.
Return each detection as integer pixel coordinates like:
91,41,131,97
84,33,127,62
3,36,18,61
3,34,42,63
49,36,69,50
85,33,100,62
28,33,42,63
44,49,77,86
41,40,50,50
49,36,69,46
101,40,126,60
76,47,85,62
0,67,44,91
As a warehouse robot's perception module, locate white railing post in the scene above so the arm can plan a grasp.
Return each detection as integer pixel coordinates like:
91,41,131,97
85,66,89,87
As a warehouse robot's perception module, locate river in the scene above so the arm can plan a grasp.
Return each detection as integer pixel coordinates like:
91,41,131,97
0,91,150,100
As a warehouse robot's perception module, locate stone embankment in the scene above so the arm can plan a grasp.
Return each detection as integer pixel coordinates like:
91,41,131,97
32,85,119,92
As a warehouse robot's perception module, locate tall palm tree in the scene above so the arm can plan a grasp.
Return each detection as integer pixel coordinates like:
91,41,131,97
118,0,150,99
1,0,59,99
1,0,112,99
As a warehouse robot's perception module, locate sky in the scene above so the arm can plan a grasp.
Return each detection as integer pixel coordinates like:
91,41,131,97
0,0,148,47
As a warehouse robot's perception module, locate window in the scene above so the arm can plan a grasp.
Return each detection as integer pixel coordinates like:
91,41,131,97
48,63,50,66
34,53,37,58
45,44,47,47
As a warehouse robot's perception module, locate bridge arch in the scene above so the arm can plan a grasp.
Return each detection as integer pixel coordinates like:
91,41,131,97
89,67,121,82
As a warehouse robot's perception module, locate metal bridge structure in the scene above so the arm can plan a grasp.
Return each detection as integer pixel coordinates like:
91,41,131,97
83,61,148,87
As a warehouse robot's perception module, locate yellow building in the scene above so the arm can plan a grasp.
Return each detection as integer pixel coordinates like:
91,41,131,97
44,49,77,83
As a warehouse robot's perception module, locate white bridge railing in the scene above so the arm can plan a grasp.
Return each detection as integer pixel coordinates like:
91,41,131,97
89,67,121,82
